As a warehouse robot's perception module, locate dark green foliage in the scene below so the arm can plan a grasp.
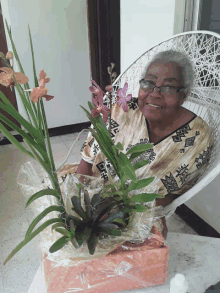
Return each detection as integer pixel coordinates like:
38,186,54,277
70,188,123,255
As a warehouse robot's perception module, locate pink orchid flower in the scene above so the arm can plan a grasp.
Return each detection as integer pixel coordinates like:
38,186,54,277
91,96,110,123
89,80,106,100
0,67,29,87
24,70,54,103
116,82,132,112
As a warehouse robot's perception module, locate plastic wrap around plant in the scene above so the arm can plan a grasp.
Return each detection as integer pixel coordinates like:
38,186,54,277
17,160,166,267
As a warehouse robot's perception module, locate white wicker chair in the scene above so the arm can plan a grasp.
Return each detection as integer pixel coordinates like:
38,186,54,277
109,30,220,220
59,31,220,221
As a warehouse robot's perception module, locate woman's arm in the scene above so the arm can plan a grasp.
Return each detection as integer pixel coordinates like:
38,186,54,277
156,193,174,207
76,159,93,176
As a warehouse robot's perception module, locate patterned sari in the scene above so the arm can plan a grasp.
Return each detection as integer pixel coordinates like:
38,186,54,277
81,100,213,198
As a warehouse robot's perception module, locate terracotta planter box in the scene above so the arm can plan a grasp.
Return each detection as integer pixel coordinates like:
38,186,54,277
43,236,169,293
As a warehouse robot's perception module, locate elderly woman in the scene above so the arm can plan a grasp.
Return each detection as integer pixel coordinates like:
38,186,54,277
71,50,213,239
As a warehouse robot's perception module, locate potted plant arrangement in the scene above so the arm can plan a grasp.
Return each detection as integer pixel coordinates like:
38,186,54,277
0,20,169,292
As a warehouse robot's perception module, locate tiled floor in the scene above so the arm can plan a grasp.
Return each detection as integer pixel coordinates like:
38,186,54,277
0,132,198,293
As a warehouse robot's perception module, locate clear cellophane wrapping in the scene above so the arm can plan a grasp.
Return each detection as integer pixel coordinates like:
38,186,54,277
17,160,167,268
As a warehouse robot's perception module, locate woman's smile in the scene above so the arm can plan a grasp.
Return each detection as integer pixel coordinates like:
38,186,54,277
146,103,163,109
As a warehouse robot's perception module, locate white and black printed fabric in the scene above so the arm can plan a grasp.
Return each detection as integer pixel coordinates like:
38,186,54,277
80,101,213,197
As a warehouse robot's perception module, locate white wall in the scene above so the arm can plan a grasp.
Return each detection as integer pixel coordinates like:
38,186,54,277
121,0,176,73
1,0,91,128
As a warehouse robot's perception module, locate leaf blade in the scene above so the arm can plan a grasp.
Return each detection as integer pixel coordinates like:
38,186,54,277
26,189,60,208
25,206,65,238
126,143,154,155
128,177,155,191
4,218,63,264
49,236,70,253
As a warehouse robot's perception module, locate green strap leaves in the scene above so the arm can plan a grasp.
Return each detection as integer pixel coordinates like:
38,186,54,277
25,206,65,238
133,160,149,170
55,228,71,237
118,152,137,182
0,122,34,158
4,218,63,265
0,114,48,162
26,189,60,208
126,143,154,156
49,236,70,253
128,177,155,191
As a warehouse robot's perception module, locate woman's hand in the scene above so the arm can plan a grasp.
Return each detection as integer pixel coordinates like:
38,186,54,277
76,159,93,176
153,193,172,240
160,216,168,240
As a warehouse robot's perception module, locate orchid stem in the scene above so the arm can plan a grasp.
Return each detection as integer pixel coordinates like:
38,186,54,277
109,75,113,134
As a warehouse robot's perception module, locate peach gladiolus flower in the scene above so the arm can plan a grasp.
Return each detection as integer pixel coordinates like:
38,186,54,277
0,67,29,87
24,70,54,103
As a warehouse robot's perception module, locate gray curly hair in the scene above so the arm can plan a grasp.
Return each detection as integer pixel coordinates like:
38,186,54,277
140,50,195,93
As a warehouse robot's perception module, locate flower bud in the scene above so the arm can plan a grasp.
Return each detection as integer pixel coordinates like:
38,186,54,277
111,63,115,69
107,66,112,74
6,51,14,60
111,72,117,81
105,85,113,92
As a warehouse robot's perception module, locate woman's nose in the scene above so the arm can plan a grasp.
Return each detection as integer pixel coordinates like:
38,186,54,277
149,87,163,98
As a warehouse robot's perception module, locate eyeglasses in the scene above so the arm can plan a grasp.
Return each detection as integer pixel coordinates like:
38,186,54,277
139,79,184,95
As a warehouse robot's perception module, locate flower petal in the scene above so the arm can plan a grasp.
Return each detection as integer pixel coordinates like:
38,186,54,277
105,85,113,92
116,88,123,97
125,94,132,102
91,80,102,91
43,95,54,101
121,82,128,96
101,109,109,123
116,97,122,106
89,86,96,93
13,72,29,85
39,70,47,80
91,107,101,118
31,87,48,103
92,97,98,106
122,102,129,113
0,72,11,87
0,67,13,74
97,94,104,105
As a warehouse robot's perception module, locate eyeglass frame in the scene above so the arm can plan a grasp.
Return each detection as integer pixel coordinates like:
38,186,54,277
139,79,185,95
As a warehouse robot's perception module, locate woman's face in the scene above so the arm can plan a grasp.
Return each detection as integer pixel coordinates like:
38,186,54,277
138,62,186,121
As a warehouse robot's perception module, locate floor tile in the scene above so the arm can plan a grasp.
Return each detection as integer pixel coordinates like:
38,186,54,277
166,213,198,235
1,236,41,293
0,143,18,152
0,266,4,293
59,130,88,143
49,140,71,169
0,209,32,242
